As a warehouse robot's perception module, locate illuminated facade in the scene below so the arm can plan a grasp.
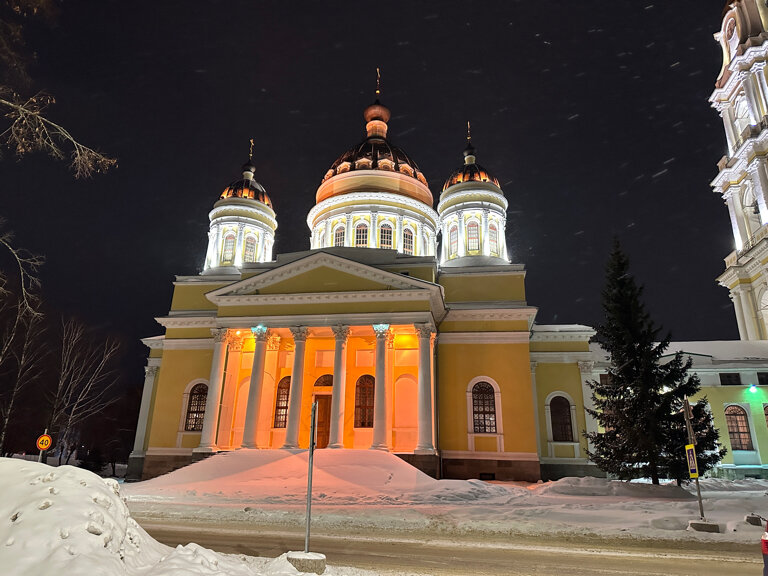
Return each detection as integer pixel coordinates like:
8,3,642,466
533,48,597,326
128,96,607,482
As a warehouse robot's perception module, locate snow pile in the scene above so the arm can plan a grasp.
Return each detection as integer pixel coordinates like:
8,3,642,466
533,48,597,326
0,458,381,576
533,476,693,499
130,449,517,505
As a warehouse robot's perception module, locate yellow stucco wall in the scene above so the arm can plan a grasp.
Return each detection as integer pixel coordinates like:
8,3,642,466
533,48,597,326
170,283,225,311
439,273,526,302
534,363,588,458
258,267,391,294
694,386,768,465
439,320,529,332
147,349,213,447
165,328,214,339
437,342,535,453
218,300,431,317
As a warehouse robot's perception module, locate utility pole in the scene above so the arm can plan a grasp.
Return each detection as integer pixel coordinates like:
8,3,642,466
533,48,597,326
683,396,705,520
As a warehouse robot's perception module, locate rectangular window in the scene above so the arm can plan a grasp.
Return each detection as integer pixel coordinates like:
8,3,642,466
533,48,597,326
355,226,368,247
720,373,742,386
449,227,458,256
334,227,345,247
380,225,392,249
403,230,413,255
758,373,768,386
467,224,479,251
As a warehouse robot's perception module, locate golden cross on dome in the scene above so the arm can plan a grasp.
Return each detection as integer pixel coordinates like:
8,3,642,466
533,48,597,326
467,121,472,142
376,67,381,97
249,138,254,159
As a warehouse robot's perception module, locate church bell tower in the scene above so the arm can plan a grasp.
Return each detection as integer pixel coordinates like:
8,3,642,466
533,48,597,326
711,0,768,339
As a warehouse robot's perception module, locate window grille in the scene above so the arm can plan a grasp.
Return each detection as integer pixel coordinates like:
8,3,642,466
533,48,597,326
725,405,753,450
273,377,291,428
489,225,498,256
380,224,393,249
449,226,458,256
334,227,345,247
354,375,375,428
355,224,368,247
719,373,742,386
221,234,236,264
403,229,414,255
472,382,497,433
184,384,208,431
244,236,257,263
550,396,573,442
467,222,479,251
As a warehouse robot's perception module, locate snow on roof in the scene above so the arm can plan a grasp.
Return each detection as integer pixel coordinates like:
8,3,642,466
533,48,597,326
533,324,595,332
590,340,768,363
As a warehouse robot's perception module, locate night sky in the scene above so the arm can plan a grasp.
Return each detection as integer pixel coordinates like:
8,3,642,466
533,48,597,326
1,1,734,385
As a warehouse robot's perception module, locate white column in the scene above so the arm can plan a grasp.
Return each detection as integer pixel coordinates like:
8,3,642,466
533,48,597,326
744,72,762,125
721,108,738,154
457,211,466,257
328,325,350,448
415,324,435,454
731,291,748,340
345,214,353,247
371,324,390,450
416,222,424,256
747,162,768,225
738,287,759,340
395,215,403,252
500,221,509,261
481,209,490,256
369,212,378,248
725,191,747,250
323,218,331,247
578,361,598,454
282,326,309,449
529,361,541,458
233,222,246,267
440,225,448,263
130,364,159,456
241,326,271,448
196,328,230,452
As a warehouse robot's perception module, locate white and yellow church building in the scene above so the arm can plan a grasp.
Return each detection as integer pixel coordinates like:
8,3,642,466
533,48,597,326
129,2,768,481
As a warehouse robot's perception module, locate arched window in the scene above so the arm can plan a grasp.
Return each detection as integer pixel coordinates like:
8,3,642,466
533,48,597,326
184,383,208,431
467,222,479,252
355,224,368,247
273,376,291,428
725,405,753,450
354,374,375,428
489,224,499,256
472,381,496,433
221,234,236,265
314,374,333,387
334,227,345,247
449,226,458,256
244,236,257,263
403,229,414,255
380,224,393,249
550,395,573,442
764,404,768,429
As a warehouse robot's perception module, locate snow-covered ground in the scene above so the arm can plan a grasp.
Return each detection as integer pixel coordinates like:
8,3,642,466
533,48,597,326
3,451,768,575
123,449,768,544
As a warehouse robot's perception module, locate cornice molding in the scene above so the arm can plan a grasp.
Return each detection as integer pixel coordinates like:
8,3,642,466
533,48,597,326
531,329,596,342
156,316,217,329
441,450,539,462
211,289,432,307
307,191,439,226
161,338,215,351
530,351,594,364
443,307,537,322
438,331,529,344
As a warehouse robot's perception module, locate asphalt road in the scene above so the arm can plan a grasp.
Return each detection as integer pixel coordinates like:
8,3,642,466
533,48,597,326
139,520,761,576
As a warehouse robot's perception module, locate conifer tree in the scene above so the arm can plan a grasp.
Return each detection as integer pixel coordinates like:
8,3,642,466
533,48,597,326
586,240,724,484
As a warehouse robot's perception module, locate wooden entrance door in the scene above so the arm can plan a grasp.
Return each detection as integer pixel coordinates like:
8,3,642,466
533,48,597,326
315,395,331,449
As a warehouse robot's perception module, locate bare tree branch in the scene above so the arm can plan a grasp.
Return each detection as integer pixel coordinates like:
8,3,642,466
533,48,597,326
0,91,116,178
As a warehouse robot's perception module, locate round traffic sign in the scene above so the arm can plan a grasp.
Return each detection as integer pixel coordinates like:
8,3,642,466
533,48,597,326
36,434,52,451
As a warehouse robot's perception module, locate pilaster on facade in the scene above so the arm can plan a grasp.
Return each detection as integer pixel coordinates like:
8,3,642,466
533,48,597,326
577,360,598,453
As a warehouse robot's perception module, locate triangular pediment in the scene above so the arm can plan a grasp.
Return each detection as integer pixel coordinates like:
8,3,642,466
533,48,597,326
206,251,443,306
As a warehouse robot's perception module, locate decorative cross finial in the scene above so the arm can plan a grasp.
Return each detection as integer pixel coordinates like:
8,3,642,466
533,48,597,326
249,138,254,159
376,67,381,97
467,121,472,143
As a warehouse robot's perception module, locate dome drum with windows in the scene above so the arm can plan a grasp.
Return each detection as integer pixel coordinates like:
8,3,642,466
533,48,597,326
308,98,438,256
203,160,278,272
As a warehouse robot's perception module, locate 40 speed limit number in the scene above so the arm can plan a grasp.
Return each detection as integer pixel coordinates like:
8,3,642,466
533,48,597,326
36,434,52,451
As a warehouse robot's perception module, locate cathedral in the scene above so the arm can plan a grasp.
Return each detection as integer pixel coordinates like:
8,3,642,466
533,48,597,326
128,1,768,481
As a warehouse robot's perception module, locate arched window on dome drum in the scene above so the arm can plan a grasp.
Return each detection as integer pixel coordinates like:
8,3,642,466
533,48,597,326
273,377,291,428
244,236,257,263
489,224,499,256
184,383,208,432
403,229,414,255
449,226,458,257
355,224,368,248
550,396,573,442
467,222,479,252
354,375,375,428
221,234,236,265
472,382,496,433
380,223,393,249
725,405,753,450
334,227,345,247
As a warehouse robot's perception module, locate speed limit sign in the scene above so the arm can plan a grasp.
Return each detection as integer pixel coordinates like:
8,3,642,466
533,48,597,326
36,434,52,451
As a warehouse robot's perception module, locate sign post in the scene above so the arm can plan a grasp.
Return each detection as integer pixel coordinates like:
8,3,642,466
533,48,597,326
304,400,317,554
36,429,52,463
683,397,705,520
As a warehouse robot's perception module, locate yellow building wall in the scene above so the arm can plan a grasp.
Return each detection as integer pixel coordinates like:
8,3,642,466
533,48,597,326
170,283,225,311
218,300,430,318
147,348,213,448
437,342,535,453
534,363,588,458
439,320,529,332
694,386,768,465
530,341,590,352
258,267,391,294
440,273,526,302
